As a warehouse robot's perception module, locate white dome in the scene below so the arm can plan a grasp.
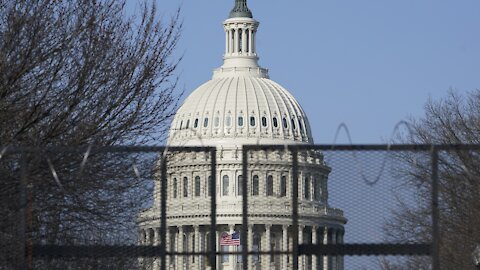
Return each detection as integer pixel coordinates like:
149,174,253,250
168,15,313,147
168,68,313,146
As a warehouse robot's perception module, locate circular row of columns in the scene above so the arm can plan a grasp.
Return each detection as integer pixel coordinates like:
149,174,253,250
225,27,256,56
140,224,344,270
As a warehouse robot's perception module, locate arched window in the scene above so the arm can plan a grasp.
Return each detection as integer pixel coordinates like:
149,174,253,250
173,178,178,198
280,176,287,197
207,176,212,197
223,175,229,196
252,175,259,196
304,175,311,200
250,116,256,126
180,120,183,130
194,118,199,128
237,175,243,196
238,116,244,127
261,116,267,127
214,116,220,127
183,177,188,198
266,175,274,196
204,118,209,128
186,119,190,129
299,119,304,133
283,117,288,128
195,176,201,197
291,118,296,130
273,117,278,128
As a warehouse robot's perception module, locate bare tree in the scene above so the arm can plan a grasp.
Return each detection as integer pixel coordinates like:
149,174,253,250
383,90,480,269
0,0,182,268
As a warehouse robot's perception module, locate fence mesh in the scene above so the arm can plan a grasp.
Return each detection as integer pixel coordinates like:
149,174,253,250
0,145,479,270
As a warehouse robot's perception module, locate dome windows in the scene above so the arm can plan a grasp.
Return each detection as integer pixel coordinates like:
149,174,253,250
204,118,209,128
186,119,190,129
273,117,278,128
194,118,199,128
250,116,256,127
282,118,288,129
238,116,244,127
261,116,267,127
214,116,220,128
291,118,296,130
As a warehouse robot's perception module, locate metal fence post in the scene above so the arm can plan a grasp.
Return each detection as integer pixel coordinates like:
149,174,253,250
17,152,27,270
242,146,249,270
291,147,299,270
160,152,168,270
209,148,217,270
431,147,440,270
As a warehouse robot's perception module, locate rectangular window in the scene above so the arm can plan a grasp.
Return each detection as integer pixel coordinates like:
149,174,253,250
223,175,229,196
237,175,243,196
195,176,201,197
280,176,287,197
207,176,212,197
304,175,311,200
183,177,188,198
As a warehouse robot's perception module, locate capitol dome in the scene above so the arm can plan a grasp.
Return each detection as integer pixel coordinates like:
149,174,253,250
138,1,346,270
169,72,313,147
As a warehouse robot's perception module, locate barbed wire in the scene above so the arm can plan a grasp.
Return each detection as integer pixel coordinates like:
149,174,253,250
329,121,416,186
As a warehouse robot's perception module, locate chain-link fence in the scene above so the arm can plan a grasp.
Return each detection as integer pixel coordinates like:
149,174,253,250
1,144,479,270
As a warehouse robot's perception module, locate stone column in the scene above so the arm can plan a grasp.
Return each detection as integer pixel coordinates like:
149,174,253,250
242,28,247,54
248,29,252,54
199,230,205,270
299,226,304,270
234,27,239,54
146,229,151,245
177,226,184,269
331,230,337,270
225,29,229,54
153,228,160,270
323,227,328,270
265,224,271,270
312,226,317,270
282,225,288,270
248,224,254,269
194,226,200,270
166,228,171,268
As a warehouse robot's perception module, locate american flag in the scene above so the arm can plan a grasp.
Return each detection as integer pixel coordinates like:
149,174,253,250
220,231,241,246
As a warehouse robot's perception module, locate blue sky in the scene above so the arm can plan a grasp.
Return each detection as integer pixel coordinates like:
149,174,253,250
127,0,480,143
